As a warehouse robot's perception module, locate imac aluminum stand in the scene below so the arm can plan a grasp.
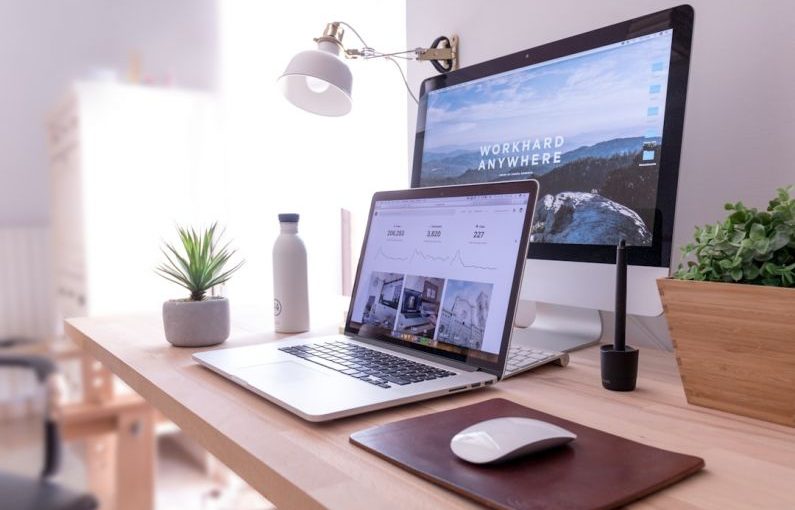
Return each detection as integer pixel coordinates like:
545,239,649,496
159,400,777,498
511,301,602,353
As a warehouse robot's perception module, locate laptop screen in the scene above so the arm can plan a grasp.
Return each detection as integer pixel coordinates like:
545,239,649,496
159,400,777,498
346,182,537,373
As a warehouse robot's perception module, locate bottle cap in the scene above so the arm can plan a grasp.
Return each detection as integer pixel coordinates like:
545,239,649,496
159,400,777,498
278,213,300,223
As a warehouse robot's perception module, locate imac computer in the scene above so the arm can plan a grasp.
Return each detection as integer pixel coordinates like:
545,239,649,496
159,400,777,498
410,5,694,351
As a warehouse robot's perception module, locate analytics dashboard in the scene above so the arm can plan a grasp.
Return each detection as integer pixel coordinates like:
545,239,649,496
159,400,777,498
349,193,530,356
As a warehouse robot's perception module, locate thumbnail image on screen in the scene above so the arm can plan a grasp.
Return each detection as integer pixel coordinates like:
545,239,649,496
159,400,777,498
394,275,444,340
436,279,493,350
418,30,673,247
360,272,404,331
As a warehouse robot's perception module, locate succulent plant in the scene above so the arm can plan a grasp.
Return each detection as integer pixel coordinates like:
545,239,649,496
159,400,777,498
156,223,244,301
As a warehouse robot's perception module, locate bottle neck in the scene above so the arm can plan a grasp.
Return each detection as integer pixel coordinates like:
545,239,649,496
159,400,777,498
279,222,298,234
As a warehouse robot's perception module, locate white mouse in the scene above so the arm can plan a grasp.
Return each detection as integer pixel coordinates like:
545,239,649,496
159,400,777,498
450,417,577,464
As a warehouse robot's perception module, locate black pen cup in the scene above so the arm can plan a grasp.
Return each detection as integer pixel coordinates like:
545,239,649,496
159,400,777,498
600,345,639,391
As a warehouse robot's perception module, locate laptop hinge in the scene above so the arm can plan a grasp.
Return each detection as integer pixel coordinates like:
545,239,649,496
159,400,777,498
350,336,478,372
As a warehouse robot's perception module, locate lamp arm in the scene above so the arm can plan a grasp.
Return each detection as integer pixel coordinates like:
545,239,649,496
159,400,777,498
314,21,457,104
326,21,457,68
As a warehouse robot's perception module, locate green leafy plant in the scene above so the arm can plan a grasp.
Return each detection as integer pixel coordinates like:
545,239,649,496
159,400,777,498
156,223,244,301
675,186,795,286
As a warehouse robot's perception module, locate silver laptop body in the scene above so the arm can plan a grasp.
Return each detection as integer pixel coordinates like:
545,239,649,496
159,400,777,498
194,180,539,421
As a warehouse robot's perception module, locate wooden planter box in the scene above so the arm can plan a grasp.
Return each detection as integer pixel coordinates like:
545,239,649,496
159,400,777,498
658,278,795,427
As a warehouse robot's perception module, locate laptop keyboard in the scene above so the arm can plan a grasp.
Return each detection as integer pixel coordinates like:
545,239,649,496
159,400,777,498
279,340,456,389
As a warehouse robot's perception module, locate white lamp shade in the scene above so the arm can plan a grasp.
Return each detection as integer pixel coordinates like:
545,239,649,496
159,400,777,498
279,45,353,117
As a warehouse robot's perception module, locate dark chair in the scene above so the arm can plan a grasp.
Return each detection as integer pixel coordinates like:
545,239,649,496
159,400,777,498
0,346,98,510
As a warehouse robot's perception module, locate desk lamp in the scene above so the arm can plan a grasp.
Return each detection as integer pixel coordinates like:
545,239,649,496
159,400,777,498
278,21,458,116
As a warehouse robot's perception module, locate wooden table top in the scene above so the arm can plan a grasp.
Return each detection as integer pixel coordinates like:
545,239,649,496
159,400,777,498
65,312,795,510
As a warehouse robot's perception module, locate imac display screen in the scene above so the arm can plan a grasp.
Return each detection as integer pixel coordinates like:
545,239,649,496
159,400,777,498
412,5,693,266
418,30,671,247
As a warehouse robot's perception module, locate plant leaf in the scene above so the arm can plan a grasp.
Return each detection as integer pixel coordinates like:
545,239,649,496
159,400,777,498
674,186,795,287
155,223,245,299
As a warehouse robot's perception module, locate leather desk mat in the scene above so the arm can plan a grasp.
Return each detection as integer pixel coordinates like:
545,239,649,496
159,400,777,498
350,398,704,510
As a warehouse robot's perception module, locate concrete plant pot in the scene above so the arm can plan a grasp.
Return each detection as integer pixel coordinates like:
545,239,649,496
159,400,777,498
162,297,230,347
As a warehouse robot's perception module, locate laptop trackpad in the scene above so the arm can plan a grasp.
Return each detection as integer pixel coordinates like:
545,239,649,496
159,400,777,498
236,361,331,385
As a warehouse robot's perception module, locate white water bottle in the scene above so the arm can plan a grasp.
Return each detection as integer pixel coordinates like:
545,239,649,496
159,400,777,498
273,213,310,333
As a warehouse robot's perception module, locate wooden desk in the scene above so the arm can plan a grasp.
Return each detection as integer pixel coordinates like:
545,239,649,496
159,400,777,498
65,313,795,510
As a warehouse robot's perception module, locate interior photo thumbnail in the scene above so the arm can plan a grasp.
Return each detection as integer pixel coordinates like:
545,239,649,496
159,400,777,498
360,272,404,330
394,275,444,339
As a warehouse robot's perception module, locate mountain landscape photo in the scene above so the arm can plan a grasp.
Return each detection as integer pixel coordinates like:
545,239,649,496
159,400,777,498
419,137,660,245
416,29,674,247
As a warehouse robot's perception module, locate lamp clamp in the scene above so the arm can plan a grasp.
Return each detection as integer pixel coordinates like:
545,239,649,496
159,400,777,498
415,35,459,73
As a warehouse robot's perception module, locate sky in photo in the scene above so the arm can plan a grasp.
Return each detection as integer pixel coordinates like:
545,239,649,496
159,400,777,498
423,30,672,152
441,279,492,312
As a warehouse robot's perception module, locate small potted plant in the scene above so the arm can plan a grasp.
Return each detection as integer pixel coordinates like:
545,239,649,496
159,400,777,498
156,223,244,347
657,186,795,426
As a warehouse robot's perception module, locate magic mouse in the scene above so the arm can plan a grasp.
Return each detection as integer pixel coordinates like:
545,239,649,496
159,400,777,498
450,417,577,464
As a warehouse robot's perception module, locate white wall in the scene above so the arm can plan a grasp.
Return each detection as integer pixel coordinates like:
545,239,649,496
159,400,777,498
406,0,795,348
0,0,219,227
220,1,407,327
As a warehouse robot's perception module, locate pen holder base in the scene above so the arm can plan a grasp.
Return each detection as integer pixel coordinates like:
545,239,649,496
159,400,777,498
600,345,639,391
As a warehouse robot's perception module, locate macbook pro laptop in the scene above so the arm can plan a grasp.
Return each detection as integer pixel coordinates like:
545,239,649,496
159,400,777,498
193,180,564,421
